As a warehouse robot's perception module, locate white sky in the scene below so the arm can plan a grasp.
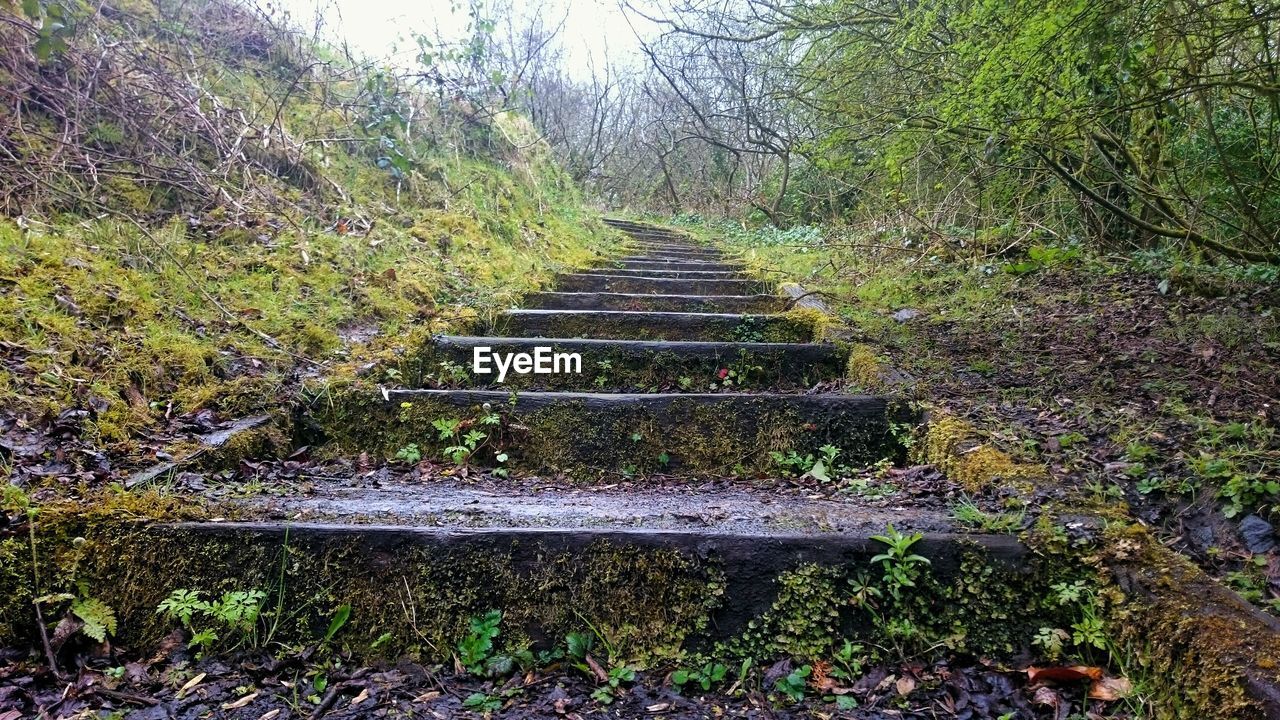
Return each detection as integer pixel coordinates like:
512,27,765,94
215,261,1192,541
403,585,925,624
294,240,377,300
261,0,659,76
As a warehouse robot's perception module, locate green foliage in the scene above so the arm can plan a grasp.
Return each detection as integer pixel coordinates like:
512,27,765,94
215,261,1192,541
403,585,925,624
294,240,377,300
1003,245,1083,276
457,609,503,676
868,526,931,603
591,665,637,705
463,692,503,713
950,498,1025,533
393,444,422,464
672,662,727,692
769,444,849,482
323,604,351,644
156,588,266,654
773,664,810,703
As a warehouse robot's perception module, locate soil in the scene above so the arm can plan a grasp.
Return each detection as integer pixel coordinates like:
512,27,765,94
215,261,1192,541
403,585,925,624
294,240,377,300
877,266,1280,607
0,647,1121,719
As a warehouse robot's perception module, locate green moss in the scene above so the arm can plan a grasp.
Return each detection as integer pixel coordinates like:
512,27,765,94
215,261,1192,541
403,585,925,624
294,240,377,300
305,383,909,478
916,413,1045,493
0,505,724,664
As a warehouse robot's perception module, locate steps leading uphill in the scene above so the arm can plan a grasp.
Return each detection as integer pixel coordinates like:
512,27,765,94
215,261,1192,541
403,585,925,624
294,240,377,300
124,219,1033,665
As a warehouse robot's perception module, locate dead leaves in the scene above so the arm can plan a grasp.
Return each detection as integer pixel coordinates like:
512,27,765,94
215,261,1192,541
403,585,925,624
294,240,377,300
1026,665,1132,701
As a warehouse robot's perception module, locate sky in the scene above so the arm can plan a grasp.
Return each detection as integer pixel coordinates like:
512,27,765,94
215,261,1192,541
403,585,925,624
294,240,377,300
260,0,659,77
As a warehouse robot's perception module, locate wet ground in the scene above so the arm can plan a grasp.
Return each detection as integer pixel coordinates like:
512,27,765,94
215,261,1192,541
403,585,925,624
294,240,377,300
217,459,964,536
0,646,1130,719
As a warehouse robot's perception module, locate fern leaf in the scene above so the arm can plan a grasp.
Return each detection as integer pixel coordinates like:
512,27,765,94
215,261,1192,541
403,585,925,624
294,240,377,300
71,597,117,642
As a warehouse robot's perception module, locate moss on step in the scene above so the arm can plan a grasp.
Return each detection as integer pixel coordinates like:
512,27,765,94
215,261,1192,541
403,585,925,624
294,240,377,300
0,514,722,663
301,381,909,479
1098,522,1280,720
916,412,1045,493
406,339,846,392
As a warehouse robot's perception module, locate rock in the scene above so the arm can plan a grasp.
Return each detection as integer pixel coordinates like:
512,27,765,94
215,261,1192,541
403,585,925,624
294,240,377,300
892,308,922,322
1188,524,1215,553
1240,514,1275,554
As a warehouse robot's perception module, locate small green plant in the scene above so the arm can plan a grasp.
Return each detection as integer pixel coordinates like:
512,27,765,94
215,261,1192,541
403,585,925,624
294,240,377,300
433,417,488,463
394,443,422,463
1044,580,1110,657
1002,244,1082,275
36,590,117,644
950,497,1024,533
322,604,351,645
773,664,811,703
829,640,864,681
769,444,849,482
592,665,637,704
156,588,266,655
1032,627,1071,659
869,525,931,602
435,359,470,386
565,629,635,705
672,661,727,692
463,692,503,713
457,610,503,676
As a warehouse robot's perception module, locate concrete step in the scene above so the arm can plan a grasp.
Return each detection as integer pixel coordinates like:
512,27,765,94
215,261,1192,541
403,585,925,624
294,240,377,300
491,309,813,342
412,335,845,391
524,292,787,313
554,273,764,295
579,267,744,280
129,506,1022,660
625,246,724,259
617,260,745,272
320,389,912,476
618,253,736,264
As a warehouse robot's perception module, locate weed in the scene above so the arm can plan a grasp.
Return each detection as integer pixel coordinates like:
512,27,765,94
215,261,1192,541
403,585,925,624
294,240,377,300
869,526,931,603
394,443,422,463
457,609,503,676
769,444,850,482
156,588,267,655
773,664,811,703
672,662,728,692
950,497,1024,533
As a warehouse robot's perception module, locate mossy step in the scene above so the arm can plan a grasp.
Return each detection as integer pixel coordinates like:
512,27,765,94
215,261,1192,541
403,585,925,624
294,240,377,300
618,253,738,264
554,274,764,295
491,309,811,341
524,292,788,313
579,268,744,280
330,389,913,476
625,240,715,250
618,260,745,272
414,335,844,390
109,519,1022,661
624,247,724,259
618,254,737,264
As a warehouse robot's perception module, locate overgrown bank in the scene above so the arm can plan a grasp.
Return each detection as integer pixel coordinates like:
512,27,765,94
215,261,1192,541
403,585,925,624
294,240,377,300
0,0,613,479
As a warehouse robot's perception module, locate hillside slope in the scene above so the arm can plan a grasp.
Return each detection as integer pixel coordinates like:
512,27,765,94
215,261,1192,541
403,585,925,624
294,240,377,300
0,0,611,474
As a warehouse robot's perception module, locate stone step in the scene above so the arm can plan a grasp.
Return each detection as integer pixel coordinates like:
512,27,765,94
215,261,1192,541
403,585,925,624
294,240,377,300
491,309,813,341
625,246,724,259
411,335,845,391
319,389,912,476
579,267,744,280
524,292,787,313
554,273,764,295
618,253,736,264
128,507,1022,660
618,260,745,272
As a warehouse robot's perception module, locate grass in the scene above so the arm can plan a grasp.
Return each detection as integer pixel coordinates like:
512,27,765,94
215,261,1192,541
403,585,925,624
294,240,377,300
0,153,610,450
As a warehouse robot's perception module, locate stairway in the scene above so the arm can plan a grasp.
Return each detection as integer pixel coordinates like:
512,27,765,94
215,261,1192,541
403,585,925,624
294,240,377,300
143,219,1021,662
384,217,912,477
